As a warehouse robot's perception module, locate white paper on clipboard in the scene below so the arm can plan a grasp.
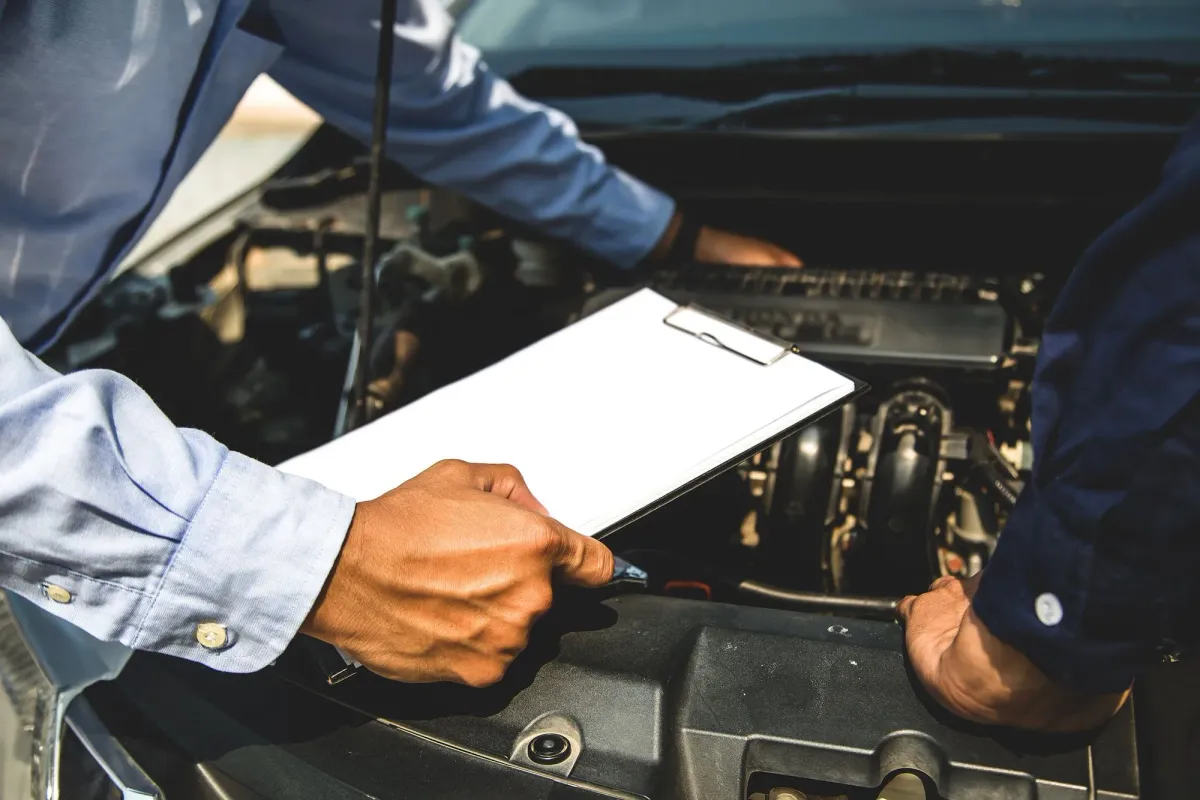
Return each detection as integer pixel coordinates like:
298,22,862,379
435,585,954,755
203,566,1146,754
276,288,858,537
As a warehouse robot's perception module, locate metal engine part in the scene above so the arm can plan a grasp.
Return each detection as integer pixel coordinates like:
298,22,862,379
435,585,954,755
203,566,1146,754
846,385,952,597
757,403,855,590
943,488,996,578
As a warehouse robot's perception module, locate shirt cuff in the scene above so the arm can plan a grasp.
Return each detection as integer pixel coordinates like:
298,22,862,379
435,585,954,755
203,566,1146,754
578,170,677,270
971,482,1149,695
131,451,355,672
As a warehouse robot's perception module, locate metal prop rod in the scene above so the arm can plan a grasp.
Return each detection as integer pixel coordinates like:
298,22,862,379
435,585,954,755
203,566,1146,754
355,0,399,427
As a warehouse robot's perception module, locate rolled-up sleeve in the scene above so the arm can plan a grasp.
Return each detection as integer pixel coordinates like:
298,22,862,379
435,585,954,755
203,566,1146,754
0,318,355,672
972,113,1200,694
265,0,675,269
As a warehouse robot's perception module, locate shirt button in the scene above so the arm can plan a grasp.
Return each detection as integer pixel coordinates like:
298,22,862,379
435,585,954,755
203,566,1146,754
1035,593,1064,627
195,623,229,650
43,584,72,604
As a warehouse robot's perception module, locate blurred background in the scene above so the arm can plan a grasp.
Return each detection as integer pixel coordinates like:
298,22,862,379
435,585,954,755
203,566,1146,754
124,0,467,272
120,77,320,269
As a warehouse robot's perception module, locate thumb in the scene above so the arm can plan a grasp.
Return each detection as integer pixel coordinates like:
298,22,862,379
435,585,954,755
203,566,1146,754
543,521,615,588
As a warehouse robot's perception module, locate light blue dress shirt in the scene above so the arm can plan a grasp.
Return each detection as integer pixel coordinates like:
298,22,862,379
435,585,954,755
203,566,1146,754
0,0,674,672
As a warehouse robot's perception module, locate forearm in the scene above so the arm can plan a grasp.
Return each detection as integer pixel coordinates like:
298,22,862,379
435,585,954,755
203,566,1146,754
0,319,354,671
266,0,676,268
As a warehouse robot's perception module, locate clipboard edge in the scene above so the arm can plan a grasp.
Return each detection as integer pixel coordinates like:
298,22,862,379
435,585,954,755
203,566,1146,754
593,374,870,541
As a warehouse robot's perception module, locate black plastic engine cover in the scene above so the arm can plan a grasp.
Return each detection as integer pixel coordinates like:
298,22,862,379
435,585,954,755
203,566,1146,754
91,594,1138,799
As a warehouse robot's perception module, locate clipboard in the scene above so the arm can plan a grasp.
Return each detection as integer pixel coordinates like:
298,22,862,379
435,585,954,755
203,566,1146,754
278,289,867,681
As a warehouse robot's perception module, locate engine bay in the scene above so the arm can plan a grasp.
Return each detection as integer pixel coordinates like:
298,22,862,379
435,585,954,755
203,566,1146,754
48,128,1173,613
582,264,1027,605
49,127,1187,798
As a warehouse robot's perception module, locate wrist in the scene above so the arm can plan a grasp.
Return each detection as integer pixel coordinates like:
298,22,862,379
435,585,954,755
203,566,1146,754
938,607,1024,723
301,501,368,645
646,210,683,263
945,606,1130,731
644,210,705,269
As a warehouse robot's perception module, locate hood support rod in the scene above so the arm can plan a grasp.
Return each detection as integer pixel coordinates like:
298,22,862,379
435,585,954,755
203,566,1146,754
354,0,399,429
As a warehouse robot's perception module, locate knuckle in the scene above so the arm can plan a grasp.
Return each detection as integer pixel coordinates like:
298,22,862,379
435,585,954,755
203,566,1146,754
461,659,509,688
497,623,531,653
527,585,554,617
432,458,469,476
530,520,564,559
460,671,489,689
504,463,526,483
591,545,615,584
488,463,525,495
509,588,554,628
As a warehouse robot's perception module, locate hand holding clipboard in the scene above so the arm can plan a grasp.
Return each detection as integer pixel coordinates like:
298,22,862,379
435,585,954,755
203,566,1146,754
279,289,864,682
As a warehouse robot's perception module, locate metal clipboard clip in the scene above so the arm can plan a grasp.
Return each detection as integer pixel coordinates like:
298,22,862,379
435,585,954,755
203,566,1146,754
299,637,361,685
663,303,794,366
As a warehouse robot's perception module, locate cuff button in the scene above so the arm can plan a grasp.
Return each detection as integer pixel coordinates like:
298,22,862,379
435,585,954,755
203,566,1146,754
1035,593,1063,627
195,623,229,650
43,584,72,604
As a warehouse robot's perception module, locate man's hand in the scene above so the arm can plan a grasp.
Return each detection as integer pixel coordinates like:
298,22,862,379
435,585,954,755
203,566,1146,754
301,460,614,687
898,574,1130,732
695,227,802,267
649,212,801,267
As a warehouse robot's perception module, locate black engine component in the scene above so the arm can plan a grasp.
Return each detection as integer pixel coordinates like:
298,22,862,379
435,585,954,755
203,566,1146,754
845,385,951,597
86,594,1140,800
645,266,1010,369
756,404,854,591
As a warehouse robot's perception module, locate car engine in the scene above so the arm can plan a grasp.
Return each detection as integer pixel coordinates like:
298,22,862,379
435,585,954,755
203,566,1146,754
48,214,1038,611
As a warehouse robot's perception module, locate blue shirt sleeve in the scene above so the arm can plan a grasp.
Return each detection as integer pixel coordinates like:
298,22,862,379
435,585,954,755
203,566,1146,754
0,318,355,672
264,0,676,269
972,110,1200,694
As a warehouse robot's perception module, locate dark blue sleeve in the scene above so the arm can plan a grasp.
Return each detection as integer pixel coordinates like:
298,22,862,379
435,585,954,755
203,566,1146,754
971,110,1200,695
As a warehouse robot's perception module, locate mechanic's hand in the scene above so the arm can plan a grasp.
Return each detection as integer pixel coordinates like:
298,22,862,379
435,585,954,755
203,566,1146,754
695,226,802,267
649,212,801,267
301,460,614,687
898,574,1130,732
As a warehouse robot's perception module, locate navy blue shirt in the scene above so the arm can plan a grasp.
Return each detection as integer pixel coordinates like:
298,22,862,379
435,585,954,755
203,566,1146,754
973,109,1200,694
